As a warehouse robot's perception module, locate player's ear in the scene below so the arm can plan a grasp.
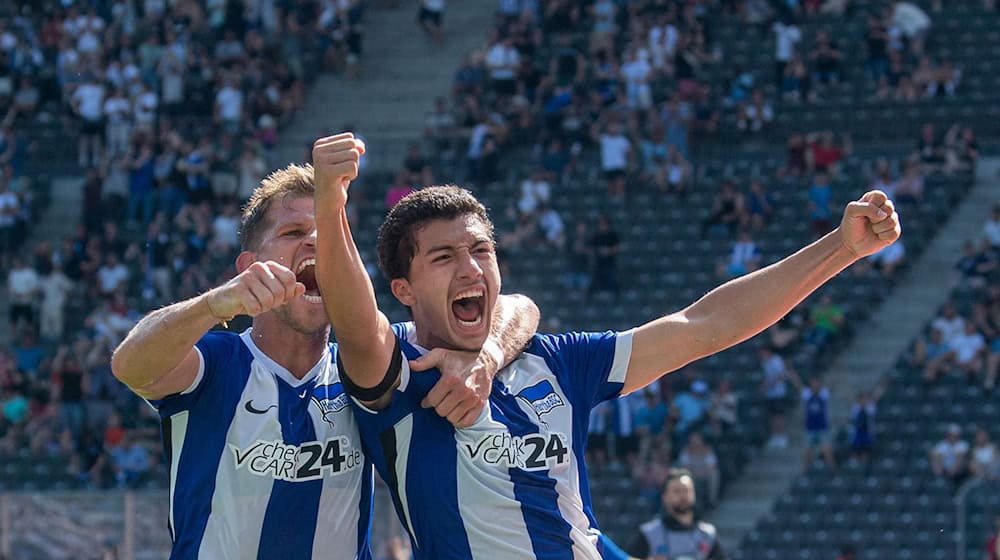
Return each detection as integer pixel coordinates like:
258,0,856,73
390,278,415,307
235,251,257,273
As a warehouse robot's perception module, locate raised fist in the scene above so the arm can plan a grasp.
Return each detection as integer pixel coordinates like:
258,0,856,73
312,132,366,209
206,261,305,320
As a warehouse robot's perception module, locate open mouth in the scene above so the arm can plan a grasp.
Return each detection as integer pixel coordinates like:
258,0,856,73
451,287,486,330
296,258,322,304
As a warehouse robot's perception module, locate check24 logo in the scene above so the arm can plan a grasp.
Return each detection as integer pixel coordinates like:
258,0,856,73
465,432,569,472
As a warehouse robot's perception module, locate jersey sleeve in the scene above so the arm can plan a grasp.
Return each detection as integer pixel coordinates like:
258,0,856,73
528,330,633,409
146,330,240,411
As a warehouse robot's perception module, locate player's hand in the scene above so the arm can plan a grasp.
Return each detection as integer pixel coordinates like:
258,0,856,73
410,346,499,428
837,190,901,259
205,261,305,320
312,132,366,209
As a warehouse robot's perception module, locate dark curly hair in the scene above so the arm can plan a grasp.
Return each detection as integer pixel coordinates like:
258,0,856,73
376,185,493,280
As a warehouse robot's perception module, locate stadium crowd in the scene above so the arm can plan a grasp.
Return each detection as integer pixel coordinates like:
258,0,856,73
0,1,993,555
0,0,367,489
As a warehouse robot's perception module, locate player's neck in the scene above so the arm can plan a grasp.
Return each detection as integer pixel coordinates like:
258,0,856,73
250,317,330,379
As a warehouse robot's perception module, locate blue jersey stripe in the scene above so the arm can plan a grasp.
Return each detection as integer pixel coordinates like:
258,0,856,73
167,336,252,560
257,377,322,560
406,406,473,559
494,390,574,560
356,460,375,559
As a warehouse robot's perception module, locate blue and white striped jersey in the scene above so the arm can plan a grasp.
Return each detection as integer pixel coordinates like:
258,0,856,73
149,330,374,560
347,324,634,559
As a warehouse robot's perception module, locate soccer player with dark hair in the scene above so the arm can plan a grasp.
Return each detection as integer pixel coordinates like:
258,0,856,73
312,132,900,559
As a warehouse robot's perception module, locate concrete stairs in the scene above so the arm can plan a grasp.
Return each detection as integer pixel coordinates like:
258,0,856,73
708,158,1000,552
273,0,496,172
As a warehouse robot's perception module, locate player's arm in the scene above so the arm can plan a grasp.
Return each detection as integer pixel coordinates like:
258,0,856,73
312,133,399,407
622,191,901,394
409,294,539,426
111,261,304,400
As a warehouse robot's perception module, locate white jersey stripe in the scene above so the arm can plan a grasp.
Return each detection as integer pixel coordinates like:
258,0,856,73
394,415,420,549
608,330,634,385
167,410,189,541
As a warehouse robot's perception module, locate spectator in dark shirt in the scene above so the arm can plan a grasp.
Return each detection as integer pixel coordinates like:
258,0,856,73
588,213,621,297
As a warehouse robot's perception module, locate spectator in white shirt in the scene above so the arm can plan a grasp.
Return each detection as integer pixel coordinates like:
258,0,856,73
537,203,566,249
132,82,158,133
970,427,1000,481
737,89,774,133
103,85,132,157
215,77,244,135
39,263,75,342
485,36,520,96
72,73,105,167
720,230,762,278
7,255,39,327
517,167,551,216
931,423,969,482
621,46,652,110
932,302,966,345
417,0,445,44
773,18,802,90
96,253,129,296
596,121,631,199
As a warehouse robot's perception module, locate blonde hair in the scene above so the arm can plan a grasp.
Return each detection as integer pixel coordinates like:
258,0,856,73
239,163,314,250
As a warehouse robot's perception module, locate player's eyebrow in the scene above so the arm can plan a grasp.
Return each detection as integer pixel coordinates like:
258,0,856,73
424,237,491,255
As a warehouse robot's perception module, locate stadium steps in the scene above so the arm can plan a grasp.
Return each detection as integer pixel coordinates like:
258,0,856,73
709,156,1000,552
272,0,497,171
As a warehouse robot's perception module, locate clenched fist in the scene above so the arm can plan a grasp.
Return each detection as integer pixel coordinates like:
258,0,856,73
313,132,366,210
205,261,305,321
839,190,902,258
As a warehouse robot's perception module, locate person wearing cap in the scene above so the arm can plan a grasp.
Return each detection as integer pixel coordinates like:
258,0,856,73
930,423,970,483
627,468,727,560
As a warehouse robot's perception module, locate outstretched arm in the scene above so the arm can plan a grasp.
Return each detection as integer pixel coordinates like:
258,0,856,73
623,190,901,394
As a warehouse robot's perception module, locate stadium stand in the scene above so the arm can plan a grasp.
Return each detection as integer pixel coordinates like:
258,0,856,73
1,0,998,557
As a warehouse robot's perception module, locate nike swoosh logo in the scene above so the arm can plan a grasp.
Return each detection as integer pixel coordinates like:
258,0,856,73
244,400,277,415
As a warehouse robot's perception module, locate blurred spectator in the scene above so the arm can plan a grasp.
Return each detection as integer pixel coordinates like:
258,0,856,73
955,239,997,290
773,17,802,90
417,0,445,44
895,161,925,205
51,342,87,439
801,376,835,472
595,120,632,200
671,380,711,439
804,294,845,354
612,392,641,461
517,167,551,216
848,385,883,463
71,72,105,168
96,254,129,296
744,180,774,231
916,123,945,170
865,15,890,84
926,321,986,383
635,390,670,443
627,468,726,559
537,203,566,249
109,430,152,488
678,433,721,507
933,301,967,343
867,237,906,277
892,0,932,56
808,172,835,238
632,446,672,510
718,229,762,279
807,131,852,176
0,177,21,260
736,89,773,134
760,346,801,449
970,427,1000,481
709,378,739,436
485,36,520,97
403,143,434,187
703,180,746,236
809,30,843,95
944,124,978,174
588,214,621,297
781,51,811,103
425,97,459,159
930,423,968,483
7,255,39,327
869,159,897,200
39,263,74,342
